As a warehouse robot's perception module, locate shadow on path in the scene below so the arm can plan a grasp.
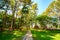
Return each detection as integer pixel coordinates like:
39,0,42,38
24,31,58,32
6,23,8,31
23,30,33,40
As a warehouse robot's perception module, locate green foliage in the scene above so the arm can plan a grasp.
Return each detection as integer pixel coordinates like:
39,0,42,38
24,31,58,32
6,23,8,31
36,15,58,27
20,0,31,5
39,0,60,27
0,0,5,8
22,5,29,14
42,0,60,16
0,12,3,27
0,0,37,30
9,0,15,8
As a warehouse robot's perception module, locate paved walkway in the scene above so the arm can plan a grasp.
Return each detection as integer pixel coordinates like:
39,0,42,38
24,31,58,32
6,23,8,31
23,30,33,40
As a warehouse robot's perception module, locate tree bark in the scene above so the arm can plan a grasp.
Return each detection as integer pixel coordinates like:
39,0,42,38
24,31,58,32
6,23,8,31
3,9,7,31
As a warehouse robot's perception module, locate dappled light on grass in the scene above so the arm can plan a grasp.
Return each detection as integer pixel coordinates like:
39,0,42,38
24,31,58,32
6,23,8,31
50,34,60,40
31,29,60,40
13,30,22,37
41,35,46,38
0,30,26,40
12,38,16,40
33,34,37,37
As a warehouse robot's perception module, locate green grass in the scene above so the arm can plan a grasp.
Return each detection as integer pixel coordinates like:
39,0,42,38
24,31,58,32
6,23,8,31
0,30,27,40
31,29,60,40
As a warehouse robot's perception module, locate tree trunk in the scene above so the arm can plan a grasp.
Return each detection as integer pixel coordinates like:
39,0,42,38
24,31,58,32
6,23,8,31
10,9,15,31
10,1,18,30
0,27,3,32
18,18,21,29
3,9,7,31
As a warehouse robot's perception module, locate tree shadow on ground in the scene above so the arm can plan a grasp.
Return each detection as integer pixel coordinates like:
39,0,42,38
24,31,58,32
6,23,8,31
31,30,60,40
0,30,26,40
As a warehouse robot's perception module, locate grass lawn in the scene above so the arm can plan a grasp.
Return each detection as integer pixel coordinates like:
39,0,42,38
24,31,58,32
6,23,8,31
31,29,60,40
0,30,27,40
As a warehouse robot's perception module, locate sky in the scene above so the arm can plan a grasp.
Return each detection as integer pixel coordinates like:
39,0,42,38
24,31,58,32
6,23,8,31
32,0,53,15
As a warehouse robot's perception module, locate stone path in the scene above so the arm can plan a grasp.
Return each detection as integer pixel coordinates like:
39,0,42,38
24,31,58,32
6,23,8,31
23,30,33,40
